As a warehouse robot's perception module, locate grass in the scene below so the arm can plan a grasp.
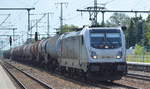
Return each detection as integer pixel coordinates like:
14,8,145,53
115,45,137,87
126,54,150,63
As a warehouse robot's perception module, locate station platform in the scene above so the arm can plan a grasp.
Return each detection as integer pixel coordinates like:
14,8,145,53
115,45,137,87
0,64,16,89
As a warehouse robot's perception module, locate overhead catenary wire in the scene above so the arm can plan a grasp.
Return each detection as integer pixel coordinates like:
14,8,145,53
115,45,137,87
32,0,41,6
15,0,32,7
64,14,82,21
104,0,116,5
65,0,94,16
0,0,40,48
79,1,94,9
30,13,47,30
64,0,94,24
0,14,11,27
134,0,144,9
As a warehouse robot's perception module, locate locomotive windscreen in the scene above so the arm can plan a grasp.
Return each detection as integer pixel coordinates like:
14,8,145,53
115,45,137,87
90,29,122,49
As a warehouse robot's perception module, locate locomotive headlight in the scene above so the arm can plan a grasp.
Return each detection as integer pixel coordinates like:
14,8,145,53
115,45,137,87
91,51,97,59
116,51,122,59
93,55,97,59
116,56,121,59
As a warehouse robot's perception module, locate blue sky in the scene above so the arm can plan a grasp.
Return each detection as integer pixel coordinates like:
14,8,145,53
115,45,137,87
0,0,150,49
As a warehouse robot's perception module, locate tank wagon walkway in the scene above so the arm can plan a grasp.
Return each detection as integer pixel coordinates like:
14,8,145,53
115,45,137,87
0,63,16,89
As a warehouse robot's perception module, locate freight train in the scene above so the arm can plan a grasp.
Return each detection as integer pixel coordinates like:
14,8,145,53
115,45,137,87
3,26,127,81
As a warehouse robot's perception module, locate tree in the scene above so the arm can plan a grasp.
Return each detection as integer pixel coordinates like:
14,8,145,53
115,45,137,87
106,13,146,48
106,12,131,26
144,14,150,46
134,44,144,55
106,13,131,48
145,32,150,45
127,19,136,48
24,38,35,44
126,16,144,48
57,24,78,34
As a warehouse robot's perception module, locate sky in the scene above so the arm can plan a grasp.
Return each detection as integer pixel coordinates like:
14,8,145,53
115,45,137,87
0,0,150,49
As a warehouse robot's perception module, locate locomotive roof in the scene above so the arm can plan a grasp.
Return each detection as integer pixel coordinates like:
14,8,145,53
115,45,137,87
62,31,82,38
61,27,122,39
89,26,121,29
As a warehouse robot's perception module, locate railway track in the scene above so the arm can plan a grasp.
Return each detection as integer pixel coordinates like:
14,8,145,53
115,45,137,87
45,66,139,89
94,81,138,89
1,61,53,89
113,71,150,89
64,68,150,89
3,60,150,89
127,73,150,81
78,78,139,89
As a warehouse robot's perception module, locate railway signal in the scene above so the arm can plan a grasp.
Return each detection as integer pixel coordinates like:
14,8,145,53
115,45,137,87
35,32,38,41
9,36,12,46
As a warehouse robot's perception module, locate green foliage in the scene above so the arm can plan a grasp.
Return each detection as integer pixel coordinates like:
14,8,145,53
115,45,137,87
126,54,150,63
144,14,150,46
126,17,145,48
126,19,137,47
57,24,78,34
106,13,144,48
134,44,144,55
24,38,35,44
145,32,150,45
146,15,150,23
106,12,131,26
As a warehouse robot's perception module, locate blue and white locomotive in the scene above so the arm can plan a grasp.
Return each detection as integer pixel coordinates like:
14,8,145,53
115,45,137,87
56,26,127,81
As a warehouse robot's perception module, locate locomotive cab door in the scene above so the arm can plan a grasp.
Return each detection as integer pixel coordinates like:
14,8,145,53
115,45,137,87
79,35,84,66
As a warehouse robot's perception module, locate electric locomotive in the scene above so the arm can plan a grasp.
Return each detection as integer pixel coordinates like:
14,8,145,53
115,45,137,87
56,26,127,81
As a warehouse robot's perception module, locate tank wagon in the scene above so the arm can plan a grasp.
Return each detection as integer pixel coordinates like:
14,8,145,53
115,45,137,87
3,26,127,81
3,50,11,59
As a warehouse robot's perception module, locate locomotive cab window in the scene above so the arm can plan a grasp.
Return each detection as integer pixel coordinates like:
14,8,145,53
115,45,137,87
90,29,122,49
90,33,105,48
106,33,122,48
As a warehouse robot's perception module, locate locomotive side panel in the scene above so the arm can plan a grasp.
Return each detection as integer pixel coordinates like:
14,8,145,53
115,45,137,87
58,35,89,71
59,36,81,69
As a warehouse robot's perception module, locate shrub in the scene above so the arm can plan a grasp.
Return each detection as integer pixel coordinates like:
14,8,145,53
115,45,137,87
134,44,144,55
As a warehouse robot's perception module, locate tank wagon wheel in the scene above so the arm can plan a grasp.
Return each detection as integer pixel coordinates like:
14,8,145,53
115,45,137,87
31,57,36,66
55,66,65,75
46,59,59,72
52,59,59,72
81,71,88,81
107,80,115,82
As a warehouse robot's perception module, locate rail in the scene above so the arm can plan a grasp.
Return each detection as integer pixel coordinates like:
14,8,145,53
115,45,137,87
127,62,150,72
2,64,27,89
2,62,53,89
